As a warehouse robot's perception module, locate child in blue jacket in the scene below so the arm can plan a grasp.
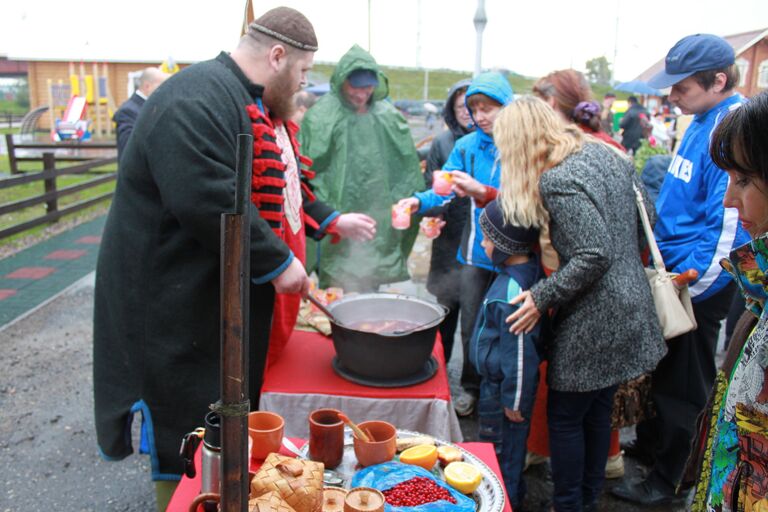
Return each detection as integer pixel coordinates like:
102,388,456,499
469,199,543,509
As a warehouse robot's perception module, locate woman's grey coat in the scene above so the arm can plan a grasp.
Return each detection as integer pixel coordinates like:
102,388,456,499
530,142,667,392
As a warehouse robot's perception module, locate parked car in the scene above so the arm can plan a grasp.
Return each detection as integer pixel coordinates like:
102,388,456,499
393,99,445,117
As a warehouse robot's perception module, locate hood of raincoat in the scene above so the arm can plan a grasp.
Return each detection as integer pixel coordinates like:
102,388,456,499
298,45,424,289
464,72,514,141
330,44,389,109
443,78,473,139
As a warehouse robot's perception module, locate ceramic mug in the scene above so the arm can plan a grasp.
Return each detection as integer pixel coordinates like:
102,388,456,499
352,420,396,467
308,408,344,469
248,411,284,461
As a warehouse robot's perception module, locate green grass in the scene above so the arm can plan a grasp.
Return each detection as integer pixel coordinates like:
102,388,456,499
310,62,622,101
0,150,115,247
0,99,27,116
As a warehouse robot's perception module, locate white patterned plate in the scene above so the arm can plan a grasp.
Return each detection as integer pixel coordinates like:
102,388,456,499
300,428,506,512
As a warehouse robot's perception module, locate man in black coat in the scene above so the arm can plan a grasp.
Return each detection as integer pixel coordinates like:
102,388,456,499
113,67,169,160
93,7,375,509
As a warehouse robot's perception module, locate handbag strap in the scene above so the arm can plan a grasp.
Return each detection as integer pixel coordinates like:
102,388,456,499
633,183,668,277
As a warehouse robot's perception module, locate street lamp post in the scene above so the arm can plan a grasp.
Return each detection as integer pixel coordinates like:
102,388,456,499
473,0,487,77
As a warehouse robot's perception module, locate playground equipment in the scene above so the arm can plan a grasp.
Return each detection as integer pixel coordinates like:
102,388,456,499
54,95,91,141
46,62,117,141
160,57,180,75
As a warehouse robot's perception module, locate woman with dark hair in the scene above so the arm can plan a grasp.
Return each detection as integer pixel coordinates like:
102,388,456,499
691,91,768,512
422,79,473,364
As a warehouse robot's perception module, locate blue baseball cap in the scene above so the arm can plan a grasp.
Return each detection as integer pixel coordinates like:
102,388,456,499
648,34,735,89
347,69,379,88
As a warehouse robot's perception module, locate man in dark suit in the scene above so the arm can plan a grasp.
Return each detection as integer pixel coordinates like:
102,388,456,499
113,67,169,159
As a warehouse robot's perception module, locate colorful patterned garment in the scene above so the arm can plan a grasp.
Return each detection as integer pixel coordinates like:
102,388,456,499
700,235,768,511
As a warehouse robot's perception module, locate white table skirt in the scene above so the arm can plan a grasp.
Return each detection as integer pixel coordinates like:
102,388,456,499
260,391,464,442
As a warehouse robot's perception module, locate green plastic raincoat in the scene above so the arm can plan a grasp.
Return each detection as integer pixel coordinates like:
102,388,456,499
300,45,423,290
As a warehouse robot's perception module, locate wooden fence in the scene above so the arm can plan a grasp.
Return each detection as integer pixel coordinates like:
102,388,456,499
1,137,117,240
0,111,24,129
5,134,117,175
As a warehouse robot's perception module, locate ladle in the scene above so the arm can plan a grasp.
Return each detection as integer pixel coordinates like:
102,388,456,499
306,293,343,325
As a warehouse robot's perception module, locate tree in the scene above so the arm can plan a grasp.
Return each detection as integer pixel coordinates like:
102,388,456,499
585,56,612,85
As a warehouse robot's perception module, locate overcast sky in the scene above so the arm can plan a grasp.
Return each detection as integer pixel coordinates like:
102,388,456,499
1,0,766,81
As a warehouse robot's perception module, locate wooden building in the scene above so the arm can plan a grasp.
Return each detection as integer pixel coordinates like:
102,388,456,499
19,58,190,132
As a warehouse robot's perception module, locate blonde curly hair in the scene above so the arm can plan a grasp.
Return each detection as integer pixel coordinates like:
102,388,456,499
493,95,585,229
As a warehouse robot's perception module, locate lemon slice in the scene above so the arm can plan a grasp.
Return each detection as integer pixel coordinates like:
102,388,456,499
444,461,482,494
399,444,438,470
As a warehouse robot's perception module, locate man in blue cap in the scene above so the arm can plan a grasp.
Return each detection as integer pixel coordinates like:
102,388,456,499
613,33,749,506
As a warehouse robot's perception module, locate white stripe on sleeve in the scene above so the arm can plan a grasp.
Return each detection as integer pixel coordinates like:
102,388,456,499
689,205,739,298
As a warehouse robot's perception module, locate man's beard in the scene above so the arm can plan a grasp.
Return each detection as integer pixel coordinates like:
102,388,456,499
263,66,297,121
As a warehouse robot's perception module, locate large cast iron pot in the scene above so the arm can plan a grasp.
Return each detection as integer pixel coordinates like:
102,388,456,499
327,293,448,380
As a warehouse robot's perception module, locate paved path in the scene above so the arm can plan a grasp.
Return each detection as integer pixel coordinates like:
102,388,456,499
0,216,105,328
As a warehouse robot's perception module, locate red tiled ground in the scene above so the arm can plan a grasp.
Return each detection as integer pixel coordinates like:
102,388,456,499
45,249,87,260
76,236,101,244
6,267,56,279
0,289,17,300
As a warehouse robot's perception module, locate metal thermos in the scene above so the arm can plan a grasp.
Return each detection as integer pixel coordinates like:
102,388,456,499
201,411,221,511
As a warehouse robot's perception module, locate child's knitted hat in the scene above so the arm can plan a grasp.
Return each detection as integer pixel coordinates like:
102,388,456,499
479,199,539,265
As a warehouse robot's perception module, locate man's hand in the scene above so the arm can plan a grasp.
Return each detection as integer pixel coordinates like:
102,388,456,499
450,171,485,200
396,197,420,214
271,258,310,296
504,407,524,423
335,213,377,241
506,290,541,334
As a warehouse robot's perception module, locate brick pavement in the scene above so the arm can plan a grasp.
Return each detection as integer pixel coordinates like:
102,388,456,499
0,215,105,326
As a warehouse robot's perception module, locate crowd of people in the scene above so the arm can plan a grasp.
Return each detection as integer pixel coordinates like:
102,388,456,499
94,6,768,512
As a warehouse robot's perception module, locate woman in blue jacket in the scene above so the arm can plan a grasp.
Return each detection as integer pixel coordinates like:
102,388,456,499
396,71,514,415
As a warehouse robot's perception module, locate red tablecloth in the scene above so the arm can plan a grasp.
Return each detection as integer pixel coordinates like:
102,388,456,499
262,330,451,400
167,439,512,512
259,331,462,442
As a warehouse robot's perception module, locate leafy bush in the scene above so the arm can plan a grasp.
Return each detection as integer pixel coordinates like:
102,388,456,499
634,138,669,174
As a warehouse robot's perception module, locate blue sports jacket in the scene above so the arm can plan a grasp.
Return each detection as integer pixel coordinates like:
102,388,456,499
654,94,749,302
413,72,514,271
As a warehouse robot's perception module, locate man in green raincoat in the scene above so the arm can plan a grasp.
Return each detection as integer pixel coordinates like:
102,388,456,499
299,45,423,291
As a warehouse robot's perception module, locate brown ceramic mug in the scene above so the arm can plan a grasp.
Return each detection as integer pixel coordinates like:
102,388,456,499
352,420,396,467
309,408,344,469
248,411,284,461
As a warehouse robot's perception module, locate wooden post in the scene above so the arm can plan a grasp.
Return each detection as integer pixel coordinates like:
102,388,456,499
42,152,58,220
93,62,102,137
46,79,55,135
6,134,19,175
218,133,253,512
102,63,116,135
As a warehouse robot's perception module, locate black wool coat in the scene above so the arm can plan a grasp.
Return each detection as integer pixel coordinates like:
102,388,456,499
93,53,335,478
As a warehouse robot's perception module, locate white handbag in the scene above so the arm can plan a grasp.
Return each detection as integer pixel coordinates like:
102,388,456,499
634,185,697,340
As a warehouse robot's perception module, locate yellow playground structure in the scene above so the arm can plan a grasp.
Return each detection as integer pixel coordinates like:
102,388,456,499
46,62,117,141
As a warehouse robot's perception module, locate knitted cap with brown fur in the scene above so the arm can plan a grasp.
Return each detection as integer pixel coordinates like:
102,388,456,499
248,6,318,51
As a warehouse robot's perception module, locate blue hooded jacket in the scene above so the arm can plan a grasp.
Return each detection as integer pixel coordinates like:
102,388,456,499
414,72,514,271
654,94,749,302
